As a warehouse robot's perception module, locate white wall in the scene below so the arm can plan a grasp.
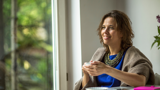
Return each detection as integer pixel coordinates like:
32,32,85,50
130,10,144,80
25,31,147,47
66,0,160,90
123,0,160,74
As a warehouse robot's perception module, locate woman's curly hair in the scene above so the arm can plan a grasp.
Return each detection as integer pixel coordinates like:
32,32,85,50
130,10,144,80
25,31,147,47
97,10,134,52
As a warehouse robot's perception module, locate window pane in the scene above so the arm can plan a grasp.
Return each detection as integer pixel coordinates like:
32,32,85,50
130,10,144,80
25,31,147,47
1,0,53,90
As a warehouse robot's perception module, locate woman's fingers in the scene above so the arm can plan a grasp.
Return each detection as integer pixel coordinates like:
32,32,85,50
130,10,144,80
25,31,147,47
91,61,101,65
88,71,99,76
86,65,98,72
83,61,105,76
85,64,97,69
82,64,90,74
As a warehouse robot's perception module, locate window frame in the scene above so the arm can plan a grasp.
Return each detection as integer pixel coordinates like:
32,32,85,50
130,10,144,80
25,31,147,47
52,0,67,90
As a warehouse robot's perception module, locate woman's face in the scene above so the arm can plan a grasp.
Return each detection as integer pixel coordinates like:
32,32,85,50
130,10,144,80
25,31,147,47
101,17,123,46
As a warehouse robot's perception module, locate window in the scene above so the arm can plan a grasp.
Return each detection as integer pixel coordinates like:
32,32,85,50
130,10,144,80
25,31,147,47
52,0,67,90
1,0,54,90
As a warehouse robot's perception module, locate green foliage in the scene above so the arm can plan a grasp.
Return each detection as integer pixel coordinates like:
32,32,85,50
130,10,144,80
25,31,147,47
3,0,11,53
151,26,160,49
158,26,160,35
16,0,52,52
3,0,53,90
17,28,52,52
17,0,51,26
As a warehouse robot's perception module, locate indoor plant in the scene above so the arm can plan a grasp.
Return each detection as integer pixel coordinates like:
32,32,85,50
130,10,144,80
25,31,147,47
151,15,160,49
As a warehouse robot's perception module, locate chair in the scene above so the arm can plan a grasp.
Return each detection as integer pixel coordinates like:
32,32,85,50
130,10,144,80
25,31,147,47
155,73,160,85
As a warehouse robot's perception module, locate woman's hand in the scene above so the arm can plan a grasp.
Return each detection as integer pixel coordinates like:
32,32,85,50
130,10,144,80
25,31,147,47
82,64,89,75
84,61,109,76
82,62,91,75
82,62,90,87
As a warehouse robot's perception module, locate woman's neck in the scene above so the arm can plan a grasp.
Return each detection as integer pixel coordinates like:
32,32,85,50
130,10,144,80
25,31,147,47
108,45,121,55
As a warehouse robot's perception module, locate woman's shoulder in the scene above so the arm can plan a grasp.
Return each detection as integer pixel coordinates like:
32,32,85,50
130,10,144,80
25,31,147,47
91,47,106,55
126,46,140,52
96,47,106,52
93,47,106,56
90,47,106,61
126,46,148,58
124,46,152,66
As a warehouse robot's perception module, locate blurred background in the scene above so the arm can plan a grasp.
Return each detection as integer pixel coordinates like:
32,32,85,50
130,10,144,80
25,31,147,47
0,0,53,90
1,0,160,90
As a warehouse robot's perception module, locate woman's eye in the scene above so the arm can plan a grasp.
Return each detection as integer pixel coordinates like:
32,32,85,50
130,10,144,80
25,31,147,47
109,27,114,29
101,27,105,29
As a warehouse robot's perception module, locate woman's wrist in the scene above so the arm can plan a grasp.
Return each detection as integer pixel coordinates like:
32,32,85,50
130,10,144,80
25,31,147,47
82,72,90,88
83,72,89,77
104,65,112,74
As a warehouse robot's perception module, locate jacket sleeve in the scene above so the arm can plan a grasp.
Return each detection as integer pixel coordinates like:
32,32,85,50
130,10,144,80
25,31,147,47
74,78,83,90
74,76,97,90
127,60,154,85
121,46,155,86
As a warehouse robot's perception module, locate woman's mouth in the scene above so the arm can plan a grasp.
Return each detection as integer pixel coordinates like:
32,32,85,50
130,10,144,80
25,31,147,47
103,36,110,40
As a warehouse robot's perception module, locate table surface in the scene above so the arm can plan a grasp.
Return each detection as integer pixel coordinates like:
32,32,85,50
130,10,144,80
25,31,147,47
87,86,160,90
108,86,133,90
86,87,134,90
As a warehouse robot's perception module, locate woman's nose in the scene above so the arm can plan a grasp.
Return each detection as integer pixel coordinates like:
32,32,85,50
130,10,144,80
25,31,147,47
104,28,109,33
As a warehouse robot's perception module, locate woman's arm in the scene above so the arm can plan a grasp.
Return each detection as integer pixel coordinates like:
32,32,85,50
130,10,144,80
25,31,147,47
82,73,90,87
106,65,146,87
85,61,146,87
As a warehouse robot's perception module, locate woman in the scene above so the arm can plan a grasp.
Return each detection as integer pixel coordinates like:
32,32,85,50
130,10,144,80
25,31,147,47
74,10,155,90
